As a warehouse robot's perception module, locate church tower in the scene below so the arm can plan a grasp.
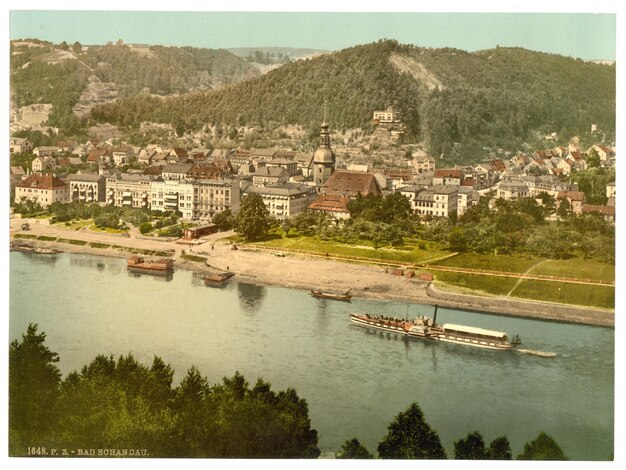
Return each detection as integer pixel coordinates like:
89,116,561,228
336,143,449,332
312,105,336,194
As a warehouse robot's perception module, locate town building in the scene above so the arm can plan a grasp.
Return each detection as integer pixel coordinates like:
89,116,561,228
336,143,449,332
14,173,70,207
105,174,158,209
67,174,106,203
33,146,58,157
414,155,435,174
497,181,530,200
556,191,586,215
307,194,351,220
191,178,240,220
457,186,479,216
266,157,298,176
372,106,401,124
252,166,289,187
432,169,463,186
161,162,193,181
606,182,616,199
151,179,195,219
10,137,33,154
242,182,316,220
582,204,615,223
414,186,459,218
31,156,56,173
321,170,383,198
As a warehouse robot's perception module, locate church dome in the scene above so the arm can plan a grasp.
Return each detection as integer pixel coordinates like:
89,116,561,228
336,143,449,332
313,146,335,163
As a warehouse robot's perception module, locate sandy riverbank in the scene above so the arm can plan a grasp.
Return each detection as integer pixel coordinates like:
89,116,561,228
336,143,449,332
9,217,614,327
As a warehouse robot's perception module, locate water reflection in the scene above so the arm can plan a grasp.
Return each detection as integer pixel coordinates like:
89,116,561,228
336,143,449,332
14,251,59,265
237,282,266,312
127,271,174,282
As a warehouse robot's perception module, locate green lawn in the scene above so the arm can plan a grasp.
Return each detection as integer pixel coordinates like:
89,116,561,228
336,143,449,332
510,280,614,309
55,219,94,230
431,252,539,273
530,259,615,283
434,272,519,296
254,235,451,265
435,271,614,308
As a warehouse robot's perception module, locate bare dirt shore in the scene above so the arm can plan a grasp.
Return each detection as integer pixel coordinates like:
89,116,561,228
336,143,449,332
9,217,614,327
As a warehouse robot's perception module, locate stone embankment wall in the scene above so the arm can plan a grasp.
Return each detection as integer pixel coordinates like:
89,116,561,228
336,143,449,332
425,284,614,327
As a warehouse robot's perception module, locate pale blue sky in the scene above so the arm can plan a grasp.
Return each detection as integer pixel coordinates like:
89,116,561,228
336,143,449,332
9,10,616,61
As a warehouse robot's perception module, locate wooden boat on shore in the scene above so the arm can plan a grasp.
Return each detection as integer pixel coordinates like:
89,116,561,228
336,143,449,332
127,256,174,275
310,289,352,301
350,305,522,351
10,242,61,254
204,271,235,286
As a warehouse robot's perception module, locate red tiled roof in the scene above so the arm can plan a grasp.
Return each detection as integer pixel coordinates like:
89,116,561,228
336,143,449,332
461,178,475,187
557,191,585,202
188,164,226,180
324,171,382,197
582,204,615,215
433,169,463,179
490,159,507,172
17,173,67,190
308,194,350,213
382,169,413,180
143,166,163,175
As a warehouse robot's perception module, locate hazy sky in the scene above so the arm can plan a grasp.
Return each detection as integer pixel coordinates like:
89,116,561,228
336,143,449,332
9,10,616,61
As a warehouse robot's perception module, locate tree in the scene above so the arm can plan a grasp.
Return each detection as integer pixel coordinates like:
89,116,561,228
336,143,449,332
517,432,568,460
139,221,153,234
9,324,61,453
487,436,512,460
72,41,82,54
556,198,572,218
454,431,487,459
234,193,271,241
213,209,233,231
586,148,601,168
377,402,447,459
336,438,374,459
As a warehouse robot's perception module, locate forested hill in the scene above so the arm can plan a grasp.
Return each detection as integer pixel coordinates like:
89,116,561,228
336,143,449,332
10,39,260,128
90,40,615,161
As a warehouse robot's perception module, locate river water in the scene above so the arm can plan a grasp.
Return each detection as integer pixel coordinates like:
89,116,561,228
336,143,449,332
9,251,614,460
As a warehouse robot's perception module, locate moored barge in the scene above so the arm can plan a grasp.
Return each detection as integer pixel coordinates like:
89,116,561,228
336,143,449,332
310,289,352,301
127,256,174,275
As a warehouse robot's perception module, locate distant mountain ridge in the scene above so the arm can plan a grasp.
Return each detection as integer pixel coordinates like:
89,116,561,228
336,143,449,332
90,40,615,162
10,39,261,129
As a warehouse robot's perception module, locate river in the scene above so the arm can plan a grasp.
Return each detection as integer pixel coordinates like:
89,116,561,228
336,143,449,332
9,251,614,460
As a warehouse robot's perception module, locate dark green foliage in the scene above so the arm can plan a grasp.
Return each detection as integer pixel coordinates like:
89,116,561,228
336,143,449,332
418,195,613,262
158,225,183,238
567,167,615,205
377,402,446,459
90,41,615,163
139,221,153,234
212,209,234,231
9,326,321,458
9,324,62,453
454,431,487,459
82,44,258,97
488,436,513,460
517,432,568,460
12,198,46,216
235,193,272,241
336,438,374,459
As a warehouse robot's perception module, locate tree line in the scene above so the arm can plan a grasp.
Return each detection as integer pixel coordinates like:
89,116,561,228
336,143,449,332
10,324,570,459
233,192,614,264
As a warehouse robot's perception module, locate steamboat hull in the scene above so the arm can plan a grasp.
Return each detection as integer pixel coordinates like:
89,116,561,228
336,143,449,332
350,313,516,350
